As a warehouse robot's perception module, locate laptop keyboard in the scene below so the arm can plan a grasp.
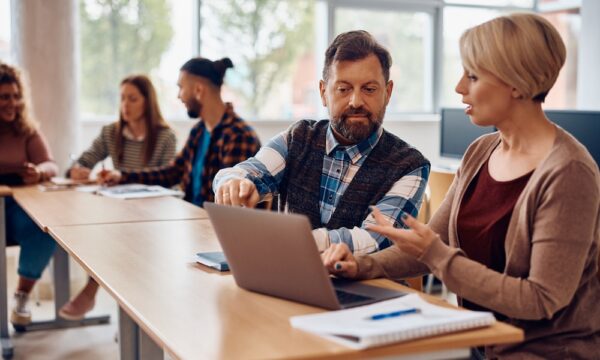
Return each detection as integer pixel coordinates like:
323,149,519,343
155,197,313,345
335,289,372,304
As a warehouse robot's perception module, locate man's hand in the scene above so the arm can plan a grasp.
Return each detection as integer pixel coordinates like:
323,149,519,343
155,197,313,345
321,243,359,279
98,170,122,186
21,163,42,184
215,178,260,207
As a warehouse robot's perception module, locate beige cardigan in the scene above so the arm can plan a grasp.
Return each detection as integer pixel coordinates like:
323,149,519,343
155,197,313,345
356,127,600,359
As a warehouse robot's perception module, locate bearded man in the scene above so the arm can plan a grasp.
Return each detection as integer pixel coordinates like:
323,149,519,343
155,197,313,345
99,57,260,206
213,30,430,255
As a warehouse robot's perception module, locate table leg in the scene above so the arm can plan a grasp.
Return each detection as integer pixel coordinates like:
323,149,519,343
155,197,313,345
119,307,139,360
14,247,110,332
139,329,162,360
0,197,14,359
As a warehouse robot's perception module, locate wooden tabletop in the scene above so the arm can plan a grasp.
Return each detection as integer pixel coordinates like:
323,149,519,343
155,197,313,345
49,220,524,360
11,186,207,230
0,186,11,197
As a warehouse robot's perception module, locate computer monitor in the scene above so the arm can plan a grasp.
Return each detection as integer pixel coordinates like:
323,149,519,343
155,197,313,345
439,108,495,159
440,108,600,165
545,110,600,165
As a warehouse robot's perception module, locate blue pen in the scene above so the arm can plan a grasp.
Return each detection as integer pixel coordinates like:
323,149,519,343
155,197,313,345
368,308,421,321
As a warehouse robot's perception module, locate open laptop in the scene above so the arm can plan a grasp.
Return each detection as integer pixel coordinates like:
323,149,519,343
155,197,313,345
204,202,406,310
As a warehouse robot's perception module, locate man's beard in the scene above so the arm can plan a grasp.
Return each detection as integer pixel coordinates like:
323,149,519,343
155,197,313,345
331,106,385,144
186,98,202,119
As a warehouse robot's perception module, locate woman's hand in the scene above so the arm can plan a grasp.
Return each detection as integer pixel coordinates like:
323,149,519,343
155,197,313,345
70,166,91,180
321,243,359,278
98,169,122,186
21,163,42,184
366,207,439,258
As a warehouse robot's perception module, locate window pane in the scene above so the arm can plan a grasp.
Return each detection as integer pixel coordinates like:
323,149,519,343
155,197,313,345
441,7,502,108
0,0,11,62
80,0,190,119
335,7,432,113
541,10,580,109
200,0,318,120
444,0,533,7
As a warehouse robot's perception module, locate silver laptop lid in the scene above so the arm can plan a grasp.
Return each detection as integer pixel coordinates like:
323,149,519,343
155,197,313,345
204,202,343,309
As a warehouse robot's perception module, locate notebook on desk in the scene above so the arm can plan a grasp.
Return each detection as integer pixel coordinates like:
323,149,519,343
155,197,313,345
204,202,406,310
290,293,496,349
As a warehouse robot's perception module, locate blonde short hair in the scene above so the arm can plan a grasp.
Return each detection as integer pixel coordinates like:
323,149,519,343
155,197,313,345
459,13,566,102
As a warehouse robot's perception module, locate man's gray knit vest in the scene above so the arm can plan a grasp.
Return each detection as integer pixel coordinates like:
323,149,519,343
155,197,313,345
279,120,429,232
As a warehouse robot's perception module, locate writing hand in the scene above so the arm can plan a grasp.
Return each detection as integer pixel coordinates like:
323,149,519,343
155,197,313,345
98,169,121,186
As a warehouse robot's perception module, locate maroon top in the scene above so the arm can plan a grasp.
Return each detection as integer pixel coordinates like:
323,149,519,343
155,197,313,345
457,159,532,316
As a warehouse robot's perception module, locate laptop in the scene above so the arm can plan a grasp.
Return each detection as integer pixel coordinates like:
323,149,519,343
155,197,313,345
204,202,406,310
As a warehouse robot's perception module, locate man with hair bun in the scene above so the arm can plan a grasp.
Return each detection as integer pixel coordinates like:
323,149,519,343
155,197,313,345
100,57,261,206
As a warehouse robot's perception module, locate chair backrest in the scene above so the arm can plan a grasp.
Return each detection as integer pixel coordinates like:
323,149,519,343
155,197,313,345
428,170,455,215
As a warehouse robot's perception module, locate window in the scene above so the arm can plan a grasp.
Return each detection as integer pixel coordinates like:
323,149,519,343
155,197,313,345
440,7,503,108
334,6,433,113
200,0,318,120
539,9,581,109
79,0,193,120
0,0,11,62
77,0,580,122
445,0,533,6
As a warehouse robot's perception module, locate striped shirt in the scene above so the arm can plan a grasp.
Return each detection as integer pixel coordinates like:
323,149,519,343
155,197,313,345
214,124,429,255
76,123,177,171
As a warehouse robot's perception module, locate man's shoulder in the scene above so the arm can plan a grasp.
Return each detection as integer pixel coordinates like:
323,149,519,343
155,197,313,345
380,129,427,160
288,119,329,135
223,117,261,141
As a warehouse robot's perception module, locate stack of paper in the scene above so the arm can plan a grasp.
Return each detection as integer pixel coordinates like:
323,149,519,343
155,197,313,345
290,293,495,349
96,184,184,199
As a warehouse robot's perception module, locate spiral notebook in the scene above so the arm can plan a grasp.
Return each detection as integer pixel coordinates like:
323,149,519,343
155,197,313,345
290,293,495,349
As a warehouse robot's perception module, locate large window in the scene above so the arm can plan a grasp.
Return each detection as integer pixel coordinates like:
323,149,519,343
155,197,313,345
200,0,317,120
79,0,194,120
335,6,433,113
78,0,580,122
0,0,11,62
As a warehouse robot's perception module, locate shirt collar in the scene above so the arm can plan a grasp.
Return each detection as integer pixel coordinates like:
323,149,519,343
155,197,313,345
325,124,383,164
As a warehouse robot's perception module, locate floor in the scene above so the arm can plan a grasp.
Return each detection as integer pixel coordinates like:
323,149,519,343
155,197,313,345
7,288,119,360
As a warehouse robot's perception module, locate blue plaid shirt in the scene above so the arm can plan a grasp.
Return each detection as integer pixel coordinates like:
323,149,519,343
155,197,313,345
214,124,429,255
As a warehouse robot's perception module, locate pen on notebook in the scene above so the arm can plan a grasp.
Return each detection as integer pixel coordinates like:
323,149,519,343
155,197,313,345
368,308,420,321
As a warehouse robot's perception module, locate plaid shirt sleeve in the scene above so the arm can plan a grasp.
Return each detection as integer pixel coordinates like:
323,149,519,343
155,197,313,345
313,165,430,255
213,130,288,198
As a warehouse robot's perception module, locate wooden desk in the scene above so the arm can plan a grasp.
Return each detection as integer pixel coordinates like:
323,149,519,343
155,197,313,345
11,186,207,230
0,186,14,359
1,186,208,358
50,220,523,360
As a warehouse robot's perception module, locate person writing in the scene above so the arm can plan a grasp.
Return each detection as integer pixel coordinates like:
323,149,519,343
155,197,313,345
0,63,59,327
59,74,177,320
99,57,261,206
68,74,176,180
214,31,429,255
321,14,600,358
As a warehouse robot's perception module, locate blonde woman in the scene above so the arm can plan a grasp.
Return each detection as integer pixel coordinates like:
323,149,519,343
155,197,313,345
0,63,59,327
322,13,600,358
60,75,177,320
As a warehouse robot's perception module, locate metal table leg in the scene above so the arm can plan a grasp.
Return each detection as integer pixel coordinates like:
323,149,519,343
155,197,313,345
15,247,110,332
0,197,14,359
